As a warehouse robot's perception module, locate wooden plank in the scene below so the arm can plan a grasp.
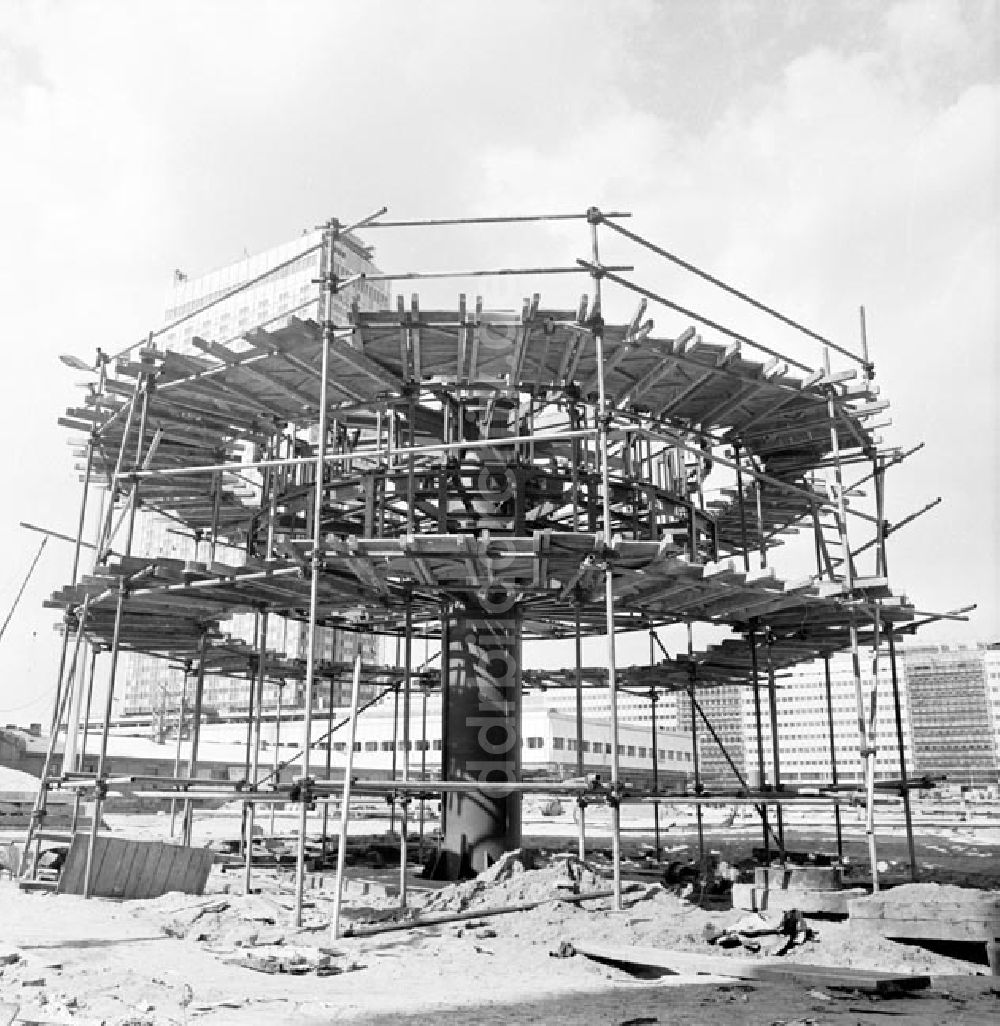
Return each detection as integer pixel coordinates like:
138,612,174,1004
86,834,114,896
848,891,1000,943
123,840,159,899
113,837,147,898
188,848,214,895
574,944,930,994
96,837,133,898
163,844,197,895
55,833,88,894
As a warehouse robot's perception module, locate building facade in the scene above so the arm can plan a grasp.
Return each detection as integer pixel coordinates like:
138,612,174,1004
119,228,390,720
675,684,745,788
902,642,999,786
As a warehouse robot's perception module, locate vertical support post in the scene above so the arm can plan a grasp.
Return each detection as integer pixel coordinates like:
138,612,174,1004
754,472,767,570
574,605,584,778
400,596,412,907
62,616,91,776
241,638,257,861
294,221,336,927
887,627,917,881
244,612,267,893
170,667,188,838
588,206,622,911
649,629,661,861
123,375,151,556
748,622,770,858
575,602,587,866
182,631,209,847
78,643,99,775
70,432,97,575
823,654,844,863
824,346,878,890
418,677,428,864
83,582,125,899
322,674,335,861
390,639,400,838
208,469,223,562
270,682,284,837
764,631,785,857
734,442,751,573
686,623,704,866
331,654,363,942
570,401,581,530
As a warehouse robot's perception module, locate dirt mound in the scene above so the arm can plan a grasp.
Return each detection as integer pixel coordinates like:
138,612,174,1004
421,849,609,914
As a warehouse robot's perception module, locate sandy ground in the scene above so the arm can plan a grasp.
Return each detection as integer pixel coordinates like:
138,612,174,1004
1,800,998,1025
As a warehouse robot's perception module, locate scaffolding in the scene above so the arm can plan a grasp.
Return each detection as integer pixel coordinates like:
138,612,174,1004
21,206,966,930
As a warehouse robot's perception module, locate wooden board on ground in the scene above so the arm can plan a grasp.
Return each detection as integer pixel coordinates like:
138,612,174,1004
573,943,931,994
848,889,1000,944
56,834,213,899
732,882,867,915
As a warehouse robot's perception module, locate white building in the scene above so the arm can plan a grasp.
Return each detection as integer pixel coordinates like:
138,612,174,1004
120,228,390,719
742,650,912,786
186,699,694,790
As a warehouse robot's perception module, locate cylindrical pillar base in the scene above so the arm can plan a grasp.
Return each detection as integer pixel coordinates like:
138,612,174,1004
430,596,522,879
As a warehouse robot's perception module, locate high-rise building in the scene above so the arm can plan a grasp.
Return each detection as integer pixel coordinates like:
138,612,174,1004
902,642,999,786
670,641,1000,791
675,685,744,787
120,228,390,720
986,644,1000,769
741,651,912,787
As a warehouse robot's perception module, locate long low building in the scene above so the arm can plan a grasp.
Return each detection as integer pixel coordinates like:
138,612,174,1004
1,707,693,795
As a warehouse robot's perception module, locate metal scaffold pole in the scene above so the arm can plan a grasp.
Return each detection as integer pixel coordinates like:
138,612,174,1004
823,654,844,862
764,631,785,857
294,219,336,927
824,344,879,892
574,603,586,862
748,622,770,859
589,207,622,911
331,654,363,941
400,596,412,908
686,623,705,867
244,610,267,893
887,626,918,881
181,632,209,847
649,630,661,860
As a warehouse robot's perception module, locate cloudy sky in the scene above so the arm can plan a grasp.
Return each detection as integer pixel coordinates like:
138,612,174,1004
0,0,996,723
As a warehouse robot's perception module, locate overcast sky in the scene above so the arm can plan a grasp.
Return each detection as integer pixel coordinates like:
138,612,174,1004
0,0,997,724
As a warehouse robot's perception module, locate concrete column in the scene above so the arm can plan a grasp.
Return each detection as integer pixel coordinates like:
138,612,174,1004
434,594,522,879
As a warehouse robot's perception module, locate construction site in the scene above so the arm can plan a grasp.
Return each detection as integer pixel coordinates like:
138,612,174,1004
1,207,998,1025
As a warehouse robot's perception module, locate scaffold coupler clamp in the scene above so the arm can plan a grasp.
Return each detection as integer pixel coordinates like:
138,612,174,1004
93,778,108,802
290,776,315,809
